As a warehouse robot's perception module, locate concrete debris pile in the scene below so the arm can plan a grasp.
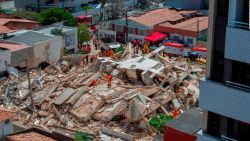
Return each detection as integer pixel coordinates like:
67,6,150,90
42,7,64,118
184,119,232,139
0,54,205,140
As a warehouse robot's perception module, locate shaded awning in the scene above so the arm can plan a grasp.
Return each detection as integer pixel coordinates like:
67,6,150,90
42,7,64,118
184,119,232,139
164,42,184,48
145,32,167,42
191,47,207,52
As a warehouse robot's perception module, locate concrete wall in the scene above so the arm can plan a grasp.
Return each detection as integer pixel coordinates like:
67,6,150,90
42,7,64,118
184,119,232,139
0,49,11,72
29,36,63,68
63,28,78,52
11,47,32,67
0,0,15,9
200,80,250,123
0,120,14,141
225,26,250,64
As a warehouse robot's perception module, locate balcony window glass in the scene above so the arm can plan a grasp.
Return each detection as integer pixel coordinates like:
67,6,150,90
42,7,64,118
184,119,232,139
231,61,250,87
207,112,221,137
237,122,250,140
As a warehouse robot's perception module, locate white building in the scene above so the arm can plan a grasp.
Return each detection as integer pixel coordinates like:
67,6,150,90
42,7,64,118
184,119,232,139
0,47,11,73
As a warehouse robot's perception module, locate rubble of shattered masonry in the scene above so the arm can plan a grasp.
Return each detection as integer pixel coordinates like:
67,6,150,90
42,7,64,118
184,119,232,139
0,45,205,141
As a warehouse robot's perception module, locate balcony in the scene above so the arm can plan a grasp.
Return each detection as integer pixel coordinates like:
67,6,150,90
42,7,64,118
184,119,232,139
225,22,250,64
196,130,220,141
199,80,250,123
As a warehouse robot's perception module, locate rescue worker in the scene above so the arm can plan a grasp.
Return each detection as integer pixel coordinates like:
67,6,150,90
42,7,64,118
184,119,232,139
109,49,114,58
81,56,86,66
85,55,89,64
105,73,112,88
90,55,95,63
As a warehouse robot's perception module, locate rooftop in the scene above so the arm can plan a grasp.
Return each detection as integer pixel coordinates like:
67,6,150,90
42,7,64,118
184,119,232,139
7,132,58,141
36,25,75,35
0,18,39,33
0,41,31,52
8,31,54,45
127,8,197,27
158,16,208,32
165,108,202,134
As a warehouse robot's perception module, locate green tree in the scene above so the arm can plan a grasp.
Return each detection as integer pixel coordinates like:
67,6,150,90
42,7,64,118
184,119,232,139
11,11,42,22
78,24,91,47
40,8,74,26
74,131,90,141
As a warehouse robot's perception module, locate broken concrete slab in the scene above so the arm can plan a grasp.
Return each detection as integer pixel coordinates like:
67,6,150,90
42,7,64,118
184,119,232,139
53,88,77,105
71,96,105,122
93,100,128,121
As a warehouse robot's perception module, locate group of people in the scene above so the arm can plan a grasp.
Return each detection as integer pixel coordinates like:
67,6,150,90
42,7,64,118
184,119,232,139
99,49,115,58
81,55,96,66
79,44,91,54
92,34,99,50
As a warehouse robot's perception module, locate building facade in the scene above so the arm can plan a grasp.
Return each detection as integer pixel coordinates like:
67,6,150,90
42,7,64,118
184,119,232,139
197,0,250,140
14,0,98,12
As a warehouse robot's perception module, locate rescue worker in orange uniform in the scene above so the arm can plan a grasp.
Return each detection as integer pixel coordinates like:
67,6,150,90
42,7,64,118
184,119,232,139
81,56,86,66
172,109,181,118
105,73,112,88
109,49,114,58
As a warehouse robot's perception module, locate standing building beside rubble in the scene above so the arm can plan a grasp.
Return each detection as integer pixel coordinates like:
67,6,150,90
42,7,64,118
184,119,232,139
197,0,250,140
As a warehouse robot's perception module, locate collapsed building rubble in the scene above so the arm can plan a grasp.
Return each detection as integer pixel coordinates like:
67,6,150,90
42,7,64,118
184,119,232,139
0,53,205,140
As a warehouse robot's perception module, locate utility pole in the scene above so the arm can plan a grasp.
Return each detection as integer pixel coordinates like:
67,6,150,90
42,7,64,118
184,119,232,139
125,9,128,43
196,17,199,45
37,0,41,12
26,59,35,113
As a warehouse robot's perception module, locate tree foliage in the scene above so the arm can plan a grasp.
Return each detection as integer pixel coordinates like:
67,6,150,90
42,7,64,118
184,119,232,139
40,8,74,26
11,11,42,22
74,131,90,141
51,28,66,36
149,114,173,133
77,24,91,45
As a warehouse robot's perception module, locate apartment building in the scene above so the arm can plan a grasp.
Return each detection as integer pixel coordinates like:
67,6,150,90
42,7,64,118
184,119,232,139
0,0,15,10
14,0,98,12
197,0,250,140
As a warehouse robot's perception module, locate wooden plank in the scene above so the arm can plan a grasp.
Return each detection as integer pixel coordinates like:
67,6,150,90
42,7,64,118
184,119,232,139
101,127,134,141
53,88,76,105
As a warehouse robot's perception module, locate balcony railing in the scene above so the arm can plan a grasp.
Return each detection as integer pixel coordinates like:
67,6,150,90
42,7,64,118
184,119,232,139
228,20,249,30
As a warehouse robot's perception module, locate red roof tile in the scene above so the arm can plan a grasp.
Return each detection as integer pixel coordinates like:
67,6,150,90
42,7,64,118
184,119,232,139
7,132,58,141
0,108,14,122
128,8,197,27
0,18,39,33
0,41,31,52
158,16,208,32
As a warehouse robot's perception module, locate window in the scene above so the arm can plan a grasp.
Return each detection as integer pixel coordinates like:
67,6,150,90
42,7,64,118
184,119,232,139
237,122,250,140
207,112,221,137
116,25,123,32
138,29,146,36
231,60,250,87
186,38,194,45
172,35,179,41
128,27,135,34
